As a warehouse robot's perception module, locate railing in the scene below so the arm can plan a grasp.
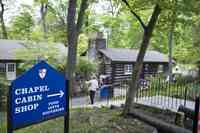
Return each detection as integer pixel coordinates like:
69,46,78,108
109,78,200,110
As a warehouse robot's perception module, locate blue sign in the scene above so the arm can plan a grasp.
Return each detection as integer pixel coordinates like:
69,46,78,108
10,61,67,129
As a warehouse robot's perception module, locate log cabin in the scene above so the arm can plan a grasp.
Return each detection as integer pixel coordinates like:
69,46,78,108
98,48,169,86
85,33,169,87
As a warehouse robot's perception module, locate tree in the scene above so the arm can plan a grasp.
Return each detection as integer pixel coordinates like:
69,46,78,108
34,0,49,38
32,0,68,43
48,0,67,26
121,0,161,115
120,0,200,114
46,0,68,43
10,11,34,40
15,40,64,69
65,0,89,131
0,0,7,39
66,0,89,92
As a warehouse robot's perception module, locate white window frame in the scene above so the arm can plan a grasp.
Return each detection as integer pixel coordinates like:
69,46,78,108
158,64,164,73
124,64,132,75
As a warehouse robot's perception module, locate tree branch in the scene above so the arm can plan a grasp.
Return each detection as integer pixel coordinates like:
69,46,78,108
121,0,146,30
146,4,161,34
109,0,115,16
47,4,66,25
76,0,89,35
67,0,77,44
0,0,4,15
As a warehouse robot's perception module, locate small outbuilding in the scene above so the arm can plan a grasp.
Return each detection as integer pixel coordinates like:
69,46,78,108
0,39,25,80
0,39,67,81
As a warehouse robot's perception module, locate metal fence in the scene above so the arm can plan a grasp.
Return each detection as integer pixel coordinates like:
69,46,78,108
110,78,200,110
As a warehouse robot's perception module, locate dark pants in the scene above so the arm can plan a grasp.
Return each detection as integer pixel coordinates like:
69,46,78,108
89,90,95,104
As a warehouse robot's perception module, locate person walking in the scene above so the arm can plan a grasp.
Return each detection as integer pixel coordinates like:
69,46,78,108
86,76,99,104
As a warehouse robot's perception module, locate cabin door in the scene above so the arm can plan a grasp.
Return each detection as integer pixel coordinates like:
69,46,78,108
6,63,16,80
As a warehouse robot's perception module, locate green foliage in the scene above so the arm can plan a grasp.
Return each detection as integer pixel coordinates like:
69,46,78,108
45,1,68,43
78,34,89,54
35,0,48,4
3,0,200,66
15,40,66,72
30,26,45,41
9,11,34,40
90,0,200,65
0,76,9,111
101,13,142,48
76,57,97,79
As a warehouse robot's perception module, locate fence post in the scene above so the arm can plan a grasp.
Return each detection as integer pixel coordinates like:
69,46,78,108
184,87,188,107
193,97,200,133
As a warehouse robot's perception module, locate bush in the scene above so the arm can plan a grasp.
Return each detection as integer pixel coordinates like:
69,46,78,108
18,59,66,74
72,58,98,96
176,75,198,84
76,57,97,80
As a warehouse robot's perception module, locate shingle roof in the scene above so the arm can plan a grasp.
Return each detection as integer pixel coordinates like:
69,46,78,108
0,39,67,61
0,39,25,60
99,48,169,63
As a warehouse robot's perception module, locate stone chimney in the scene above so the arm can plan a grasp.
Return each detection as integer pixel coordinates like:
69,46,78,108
87,32,106,61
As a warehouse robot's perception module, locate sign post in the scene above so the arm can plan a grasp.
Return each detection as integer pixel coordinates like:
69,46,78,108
7,61,68,132
64,80,69,133
193,97,200,133
7,85,13,133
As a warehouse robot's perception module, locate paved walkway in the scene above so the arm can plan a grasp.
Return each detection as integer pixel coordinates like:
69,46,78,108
71,95,195,111
135,96,195,111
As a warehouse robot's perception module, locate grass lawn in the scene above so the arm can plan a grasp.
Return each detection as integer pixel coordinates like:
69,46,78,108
0,107,156,133
0,105,191,133
0,112,6,133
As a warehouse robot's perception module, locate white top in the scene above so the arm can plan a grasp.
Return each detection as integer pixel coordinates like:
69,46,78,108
86,79,99,91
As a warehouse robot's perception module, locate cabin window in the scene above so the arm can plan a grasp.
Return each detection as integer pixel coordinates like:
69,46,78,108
158,64,164,73
0,63,6,73
124,64,132,74
7,63,15,72
144,64,149,72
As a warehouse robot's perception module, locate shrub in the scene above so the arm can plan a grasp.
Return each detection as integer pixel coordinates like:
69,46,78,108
73,58,98,96
0,76,9,111
76,57,97,80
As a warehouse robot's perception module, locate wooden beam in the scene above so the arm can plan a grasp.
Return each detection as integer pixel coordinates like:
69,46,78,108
111,62,116,86
178,105,194,120
128,110,192,133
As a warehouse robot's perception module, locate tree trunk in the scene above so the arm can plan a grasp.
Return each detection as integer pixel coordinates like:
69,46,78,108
40,3,48,38
0,0,7,39
196,62,200,80
66,0,77,92
66,0,89,95
123,4,161,115
168,0,177,82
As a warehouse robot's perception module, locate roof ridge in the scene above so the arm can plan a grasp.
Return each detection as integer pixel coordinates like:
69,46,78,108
105,48,162,52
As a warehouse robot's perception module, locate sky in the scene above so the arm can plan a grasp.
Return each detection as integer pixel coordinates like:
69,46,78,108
4,0,111,26
4,0,33,25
